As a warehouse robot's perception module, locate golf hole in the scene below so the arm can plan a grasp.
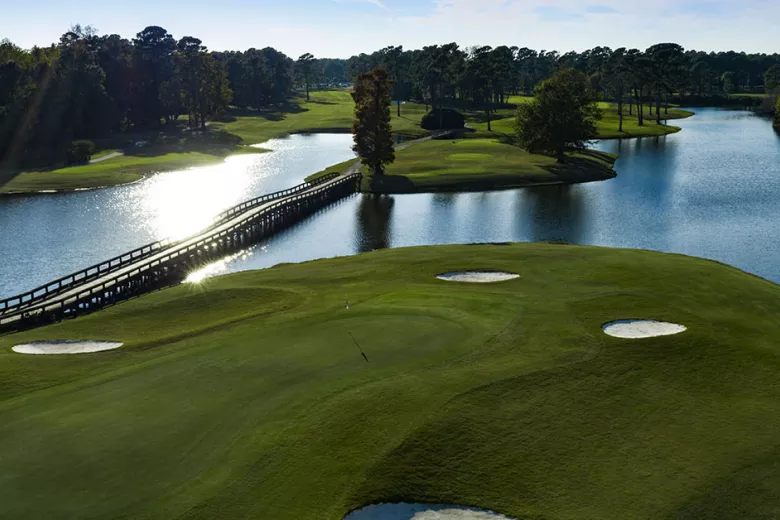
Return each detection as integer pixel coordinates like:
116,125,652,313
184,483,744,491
437,271,519,283
603,320,687,339
12,341,124,355
344,503,516,520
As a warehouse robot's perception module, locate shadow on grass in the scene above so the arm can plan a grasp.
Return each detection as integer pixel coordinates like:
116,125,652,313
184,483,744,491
540,150,617,183
123,129,246,158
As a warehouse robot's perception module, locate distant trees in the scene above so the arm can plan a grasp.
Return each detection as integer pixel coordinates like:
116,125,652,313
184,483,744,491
515,69,601,161
176,37,232,129
765,64,780,93
352,69,395,177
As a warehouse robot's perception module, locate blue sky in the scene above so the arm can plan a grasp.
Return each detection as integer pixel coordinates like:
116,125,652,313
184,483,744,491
2,0,778,58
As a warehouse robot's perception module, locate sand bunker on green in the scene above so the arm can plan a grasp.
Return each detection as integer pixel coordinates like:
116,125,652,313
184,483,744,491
12,341,124,355
603,320,687,339
437,271,520,283
345,503,515,519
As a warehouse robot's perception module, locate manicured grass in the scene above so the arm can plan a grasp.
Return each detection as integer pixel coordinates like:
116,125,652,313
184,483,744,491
217,90,429,144
1,147,265,194
366,138,616,193
1,243,780,519
471,103,695,139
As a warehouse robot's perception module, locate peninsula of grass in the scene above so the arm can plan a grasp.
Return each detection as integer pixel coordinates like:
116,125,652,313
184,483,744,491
361,138,617,193
0,147,265,194
1,243,780,519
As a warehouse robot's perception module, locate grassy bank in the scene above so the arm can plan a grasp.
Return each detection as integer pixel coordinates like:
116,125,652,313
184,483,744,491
1,243,779,519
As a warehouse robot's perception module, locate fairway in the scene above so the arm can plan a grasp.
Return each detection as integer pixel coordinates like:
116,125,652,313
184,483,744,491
1,244,780,519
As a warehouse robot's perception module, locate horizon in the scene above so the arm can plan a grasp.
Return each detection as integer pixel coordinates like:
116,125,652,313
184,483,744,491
3,0,780,58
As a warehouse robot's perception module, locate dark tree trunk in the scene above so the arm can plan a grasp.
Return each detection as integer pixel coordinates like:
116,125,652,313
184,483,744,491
656,90,662,124
618,98,624,133
636,90,644,126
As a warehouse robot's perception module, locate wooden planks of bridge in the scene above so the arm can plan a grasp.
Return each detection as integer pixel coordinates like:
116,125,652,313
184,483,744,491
0,172,361,332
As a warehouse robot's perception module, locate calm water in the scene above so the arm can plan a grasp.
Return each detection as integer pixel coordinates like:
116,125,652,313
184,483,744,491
212,108,780,283
1,108,779,298
0,134,357,297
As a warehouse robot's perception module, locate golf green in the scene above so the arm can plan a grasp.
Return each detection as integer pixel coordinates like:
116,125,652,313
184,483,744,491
1,243,779,519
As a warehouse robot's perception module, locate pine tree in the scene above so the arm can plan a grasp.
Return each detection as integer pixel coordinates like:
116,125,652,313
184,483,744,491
352,68,395,177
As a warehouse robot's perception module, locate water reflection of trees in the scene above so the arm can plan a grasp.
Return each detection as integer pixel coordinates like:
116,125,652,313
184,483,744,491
355,194,394,252
523,185,586,245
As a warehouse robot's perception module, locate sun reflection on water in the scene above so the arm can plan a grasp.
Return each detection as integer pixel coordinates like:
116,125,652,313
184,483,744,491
185,250,254,284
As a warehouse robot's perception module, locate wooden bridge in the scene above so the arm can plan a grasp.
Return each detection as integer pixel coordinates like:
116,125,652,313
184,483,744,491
0,172,361,332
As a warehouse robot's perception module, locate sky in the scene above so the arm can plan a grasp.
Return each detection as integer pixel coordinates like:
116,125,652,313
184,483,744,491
3,0,780,58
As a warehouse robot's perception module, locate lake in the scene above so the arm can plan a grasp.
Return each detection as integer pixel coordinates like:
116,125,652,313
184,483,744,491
1,107,779,299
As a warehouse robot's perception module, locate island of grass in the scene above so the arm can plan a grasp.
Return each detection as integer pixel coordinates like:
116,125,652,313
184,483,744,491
360,138,617,193
1,91,693,195
1,243,779,519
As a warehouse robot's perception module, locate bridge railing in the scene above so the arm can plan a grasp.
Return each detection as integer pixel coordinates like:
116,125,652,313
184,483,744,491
0,172,342,315
0,173,361,329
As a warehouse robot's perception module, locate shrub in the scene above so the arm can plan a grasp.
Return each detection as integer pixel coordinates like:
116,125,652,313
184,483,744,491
421,109,466,131
66,140,96,164
774,97,780,131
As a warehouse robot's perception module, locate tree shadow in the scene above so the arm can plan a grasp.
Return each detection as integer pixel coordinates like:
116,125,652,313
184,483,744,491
355,194,394,252
523,184,586,244
123,128,245,158
540,150,617,184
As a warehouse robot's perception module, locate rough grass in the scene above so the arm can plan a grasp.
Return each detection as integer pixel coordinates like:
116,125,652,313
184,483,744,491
1,243,779,520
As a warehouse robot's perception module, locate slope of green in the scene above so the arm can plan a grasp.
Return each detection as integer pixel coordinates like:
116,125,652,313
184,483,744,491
1,243,779,520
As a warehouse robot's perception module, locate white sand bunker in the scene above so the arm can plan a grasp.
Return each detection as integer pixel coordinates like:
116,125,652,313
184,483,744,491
344,503,516,520
12,341,124,355
437,271,519,283
603,320,687,339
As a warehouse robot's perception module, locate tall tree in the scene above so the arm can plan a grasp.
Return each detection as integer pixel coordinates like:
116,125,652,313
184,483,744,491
515,69,601,162
296,53,315,101
132,26,176,124
352,68,395,178
605,48,629,133
646,43,688,124
380,46,404,117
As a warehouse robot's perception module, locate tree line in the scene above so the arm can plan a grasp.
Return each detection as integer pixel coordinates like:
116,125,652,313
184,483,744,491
345,44,780,119
0,26,340,169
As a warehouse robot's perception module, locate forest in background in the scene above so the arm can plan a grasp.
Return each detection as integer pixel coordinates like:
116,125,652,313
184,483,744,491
2,26,779,169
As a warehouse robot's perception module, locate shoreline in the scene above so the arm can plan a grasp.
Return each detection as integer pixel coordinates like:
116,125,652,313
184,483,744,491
0,108,695,197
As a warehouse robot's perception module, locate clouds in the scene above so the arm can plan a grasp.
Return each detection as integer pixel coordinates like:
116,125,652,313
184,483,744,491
332,0,389,10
